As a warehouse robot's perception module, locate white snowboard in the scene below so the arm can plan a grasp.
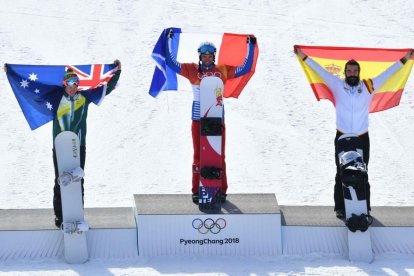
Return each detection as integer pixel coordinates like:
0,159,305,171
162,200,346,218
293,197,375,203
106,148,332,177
55,131,89,264
338,134,373,263
344,188,373,263
199,76,224,212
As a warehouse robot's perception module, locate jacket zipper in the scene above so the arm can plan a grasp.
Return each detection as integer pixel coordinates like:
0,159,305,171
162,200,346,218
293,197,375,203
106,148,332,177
70,97,75,123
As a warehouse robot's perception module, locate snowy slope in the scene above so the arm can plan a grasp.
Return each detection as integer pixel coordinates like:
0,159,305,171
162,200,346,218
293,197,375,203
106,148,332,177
0,0,414,274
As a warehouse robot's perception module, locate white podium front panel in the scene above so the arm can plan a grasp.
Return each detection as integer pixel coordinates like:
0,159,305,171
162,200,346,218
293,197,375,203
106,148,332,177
134,194,282,256
137,214,281,256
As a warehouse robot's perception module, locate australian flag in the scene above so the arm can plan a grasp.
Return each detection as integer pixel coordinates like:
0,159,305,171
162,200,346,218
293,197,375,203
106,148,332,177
5,63,117,130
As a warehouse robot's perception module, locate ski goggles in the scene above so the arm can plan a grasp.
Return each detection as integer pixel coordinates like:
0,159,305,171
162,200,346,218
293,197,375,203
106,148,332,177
64,77,79,87
198,45,216,55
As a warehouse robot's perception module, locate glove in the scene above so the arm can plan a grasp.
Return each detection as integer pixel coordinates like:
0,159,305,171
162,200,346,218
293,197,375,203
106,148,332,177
113,59,121,70
247,35,256,44
167,29,174,39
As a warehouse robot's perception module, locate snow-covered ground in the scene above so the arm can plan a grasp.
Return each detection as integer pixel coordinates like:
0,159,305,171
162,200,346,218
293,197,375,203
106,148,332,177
1,0,414,275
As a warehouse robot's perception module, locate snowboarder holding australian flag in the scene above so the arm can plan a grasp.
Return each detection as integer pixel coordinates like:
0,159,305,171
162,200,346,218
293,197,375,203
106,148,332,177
165,28,256,204
4,60,121,227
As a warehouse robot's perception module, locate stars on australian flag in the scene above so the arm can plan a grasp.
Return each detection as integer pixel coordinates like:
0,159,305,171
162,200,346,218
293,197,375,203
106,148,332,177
28,72,38,81
20,79,29,88
46,102,53,110
19,71,52,111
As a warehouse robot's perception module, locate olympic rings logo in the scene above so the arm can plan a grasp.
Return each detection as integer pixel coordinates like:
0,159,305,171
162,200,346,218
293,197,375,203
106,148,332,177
192,218,227,234
197,71,222,80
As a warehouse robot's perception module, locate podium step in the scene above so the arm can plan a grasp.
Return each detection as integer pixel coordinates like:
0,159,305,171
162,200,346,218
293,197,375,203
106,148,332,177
134,193,280,215
1,195,414,260
0,207,136,230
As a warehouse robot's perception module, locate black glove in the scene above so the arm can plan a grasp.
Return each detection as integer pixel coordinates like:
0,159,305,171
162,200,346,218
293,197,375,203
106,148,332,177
247,35,256,44
113,60,121,70
167,29,174,39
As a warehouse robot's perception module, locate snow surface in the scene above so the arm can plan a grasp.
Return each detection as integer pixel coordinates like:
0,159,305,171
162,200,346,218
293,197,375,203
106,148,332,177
1,0,414,275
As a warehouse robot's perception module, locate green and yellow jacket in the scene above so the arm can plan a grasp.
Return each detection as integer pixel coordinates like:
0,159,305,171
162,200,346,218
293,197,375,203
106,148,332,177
53,70,121,146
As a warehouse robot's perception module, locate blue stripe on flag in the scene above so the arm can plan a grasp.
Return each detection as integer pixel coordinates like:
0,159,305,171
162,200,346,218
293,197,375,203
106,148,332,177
149,27,182,97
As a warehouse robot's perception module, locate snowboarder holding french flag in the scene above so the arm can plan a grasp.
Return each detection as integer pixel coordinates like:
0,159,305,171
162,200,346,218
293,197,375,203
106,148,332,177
165,29,256,203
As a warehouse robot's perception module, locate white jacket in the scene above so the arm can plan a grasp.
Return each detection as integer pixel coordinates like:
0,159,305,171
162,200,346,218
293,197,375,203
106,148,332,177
305,58,402,135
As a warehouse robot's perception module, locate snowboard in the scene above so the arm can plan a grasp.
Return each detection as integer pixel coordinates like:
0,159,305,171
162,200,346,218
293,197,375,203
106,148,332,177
55,131,89,264
337,134,373,263
199,76,224,213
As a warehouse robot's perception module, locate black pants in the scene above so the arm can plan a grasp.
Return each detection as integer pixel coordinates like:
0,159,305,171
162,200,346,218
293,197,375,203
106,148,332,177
53,146,86,219
334,131,371,211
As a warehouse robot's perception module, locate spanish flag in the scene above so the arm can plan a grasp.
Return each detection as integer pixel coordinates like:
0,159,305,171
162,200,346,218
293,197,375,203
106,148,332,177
295,45,414,112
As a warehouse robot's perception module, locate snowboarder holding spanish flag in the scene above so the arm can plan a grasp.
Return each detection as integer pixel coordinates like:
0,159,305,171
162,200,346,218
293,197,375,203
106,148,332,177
296,47,413,219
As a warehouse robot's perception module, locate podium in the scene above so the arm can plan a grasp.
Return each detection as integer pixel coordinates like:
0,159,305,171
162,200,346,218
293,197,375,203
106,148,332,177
133,193,282,256
1,198,414,261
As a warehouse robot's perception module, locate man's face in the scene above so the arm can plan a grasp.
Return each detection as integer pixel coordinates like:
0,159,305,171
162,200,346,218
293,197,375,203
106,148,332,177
201,54,214,66
65,84,78,96
345,65,359,78
64,76,79,96
345,64,360,87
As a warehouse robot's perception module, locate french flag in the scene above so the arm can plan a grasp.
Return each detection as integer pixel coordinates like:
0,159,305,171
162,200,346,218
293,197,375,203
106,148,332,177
149,27,259,98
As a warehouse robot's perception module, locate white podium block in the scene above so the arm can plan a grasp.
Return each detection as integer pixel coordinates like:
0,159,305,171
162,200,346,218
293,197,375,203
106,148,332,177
134,194,282,257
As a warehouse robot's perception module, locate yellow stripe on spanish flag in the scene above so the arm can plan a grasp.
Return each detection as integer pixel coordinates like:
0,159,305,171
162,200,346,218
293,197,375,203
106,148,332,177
363,79,374,94
295,45,414,113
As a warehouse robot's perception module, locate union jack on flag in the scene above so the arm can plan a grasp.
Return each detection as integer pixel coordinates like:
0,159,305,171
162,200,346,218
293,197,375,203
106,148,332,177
67,64,115,92
5,63,118,130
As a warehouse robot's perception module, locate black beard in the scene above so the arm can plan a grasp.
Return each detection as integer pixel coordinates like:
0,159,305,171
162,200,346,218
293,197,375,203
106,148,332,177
345,76,360,87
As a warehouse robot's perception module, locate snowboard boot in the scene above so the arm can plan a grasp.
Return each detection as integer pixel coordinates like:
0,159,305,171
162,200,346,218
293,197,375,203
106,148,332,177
345,213,373,232
54,216,62,228
335,209,345,219
192,193,199,204
219,193,227,203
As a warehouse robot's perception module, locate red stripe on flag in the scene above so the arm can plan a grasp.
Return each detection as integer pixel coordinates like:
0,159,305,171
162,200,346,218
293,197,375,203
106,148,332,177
310,83,335,105
363,79,374,94
370,90,403,113
295,45,411,62
218,33,259,98
311,83,403,112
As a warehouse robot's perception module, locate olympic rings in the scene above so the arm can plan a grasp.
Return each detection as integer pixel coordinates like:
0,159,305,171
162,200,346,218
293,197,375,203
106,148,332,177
197,71,222,80
192,218,227,234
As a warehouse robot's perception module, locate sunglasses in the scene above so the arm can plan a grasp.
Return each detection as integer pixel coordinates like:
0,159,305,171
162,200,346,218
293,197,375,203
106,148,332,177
64,77,79,87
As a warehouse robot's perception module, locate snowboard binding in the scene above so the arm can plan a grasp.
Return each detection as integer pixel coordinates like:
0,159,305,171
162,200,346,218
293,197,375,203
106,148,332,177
61,220,90,234
200,117,222,136
341,167,368,189
340,150,368,201
200,166,222,179
345,213,373,232
340,151,367,188
58,167,85,187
